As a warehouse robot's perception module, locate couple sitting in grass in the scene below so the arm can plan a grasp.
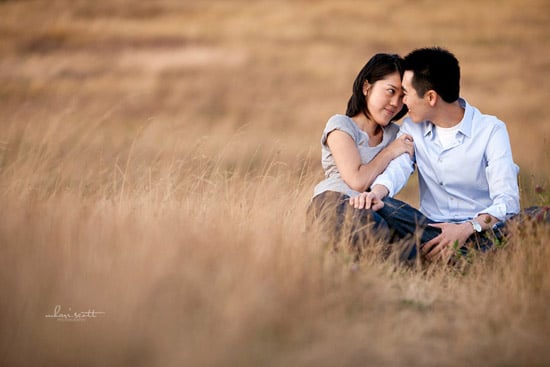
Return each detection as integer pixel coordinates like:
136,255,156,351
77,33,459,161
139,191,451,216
308,47,548,263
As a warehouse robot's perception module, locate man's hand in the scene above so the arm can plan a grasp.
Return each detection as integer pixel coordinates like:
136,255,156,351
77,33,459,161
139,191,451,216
421,222,473,262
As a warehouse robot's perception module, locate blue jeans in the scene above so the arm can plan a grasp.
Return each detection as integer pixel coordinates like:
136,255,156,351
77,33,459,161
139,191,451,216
377,197,505,260
307,191,390,252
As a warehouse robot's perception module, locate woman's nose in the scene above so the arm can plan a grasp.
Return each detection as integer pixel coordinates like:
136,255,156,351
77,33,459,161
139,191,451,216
391,94,401,106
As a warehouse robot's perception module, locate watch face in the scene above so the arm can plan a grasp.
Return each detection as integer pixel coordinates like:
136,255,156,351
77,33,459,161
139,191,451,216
472,220,482,232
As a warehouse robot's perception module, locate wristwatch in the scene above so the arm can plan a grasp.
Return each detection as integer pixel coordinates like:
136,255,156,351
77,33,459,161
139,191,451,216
469,219,482,233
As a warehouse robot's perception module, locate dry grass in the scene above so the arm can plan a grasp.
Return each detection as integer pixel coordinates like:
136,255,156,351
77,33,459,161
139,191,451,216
1,0,550,366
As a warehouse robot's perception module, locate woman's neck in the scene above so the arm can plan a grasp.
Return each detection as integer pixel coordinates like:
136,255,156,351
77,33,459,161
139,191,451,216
352,113,383,146
353,113,382,137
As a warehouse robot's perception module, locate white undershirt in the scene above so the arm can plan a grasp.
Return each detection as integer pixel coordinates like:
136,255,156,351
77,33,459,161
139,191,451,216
435,123,461,149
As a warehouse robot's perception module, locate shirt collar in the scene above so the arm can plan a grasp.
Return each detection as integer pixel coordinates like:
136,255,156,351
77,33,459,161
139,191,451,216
423,122,434,137
422,98,472,138
456,98,473,138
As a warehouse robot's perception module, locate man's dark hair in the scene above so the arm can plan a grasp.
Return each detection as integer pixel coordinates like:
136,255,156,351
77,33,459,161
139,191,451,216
346,53,408,121
403,47,460,103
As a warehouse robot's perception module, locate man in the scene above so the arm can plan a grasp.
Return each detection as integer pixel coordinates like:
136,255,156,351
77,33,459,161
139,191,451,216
350,47,521,262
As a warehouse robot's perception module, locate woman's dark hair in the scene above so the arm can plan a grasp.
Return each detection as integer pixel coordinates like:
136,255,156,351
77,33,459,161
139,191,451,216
403,47,460,103
346,53,408,121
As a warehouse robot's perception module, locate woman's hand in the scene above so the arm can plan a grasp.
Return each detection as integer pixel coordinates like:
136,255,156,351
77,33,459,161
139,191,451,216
349,185,388,211
386,134,414,159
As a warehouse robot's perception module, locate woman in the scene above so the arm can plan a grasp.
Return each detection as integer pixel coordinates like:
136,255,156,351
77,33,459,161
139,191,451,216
308,53,413,253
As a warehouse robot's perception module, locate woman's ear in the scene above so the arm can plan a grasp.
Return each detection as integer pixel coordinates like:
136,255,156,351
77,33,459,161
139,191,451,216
363,82,371,97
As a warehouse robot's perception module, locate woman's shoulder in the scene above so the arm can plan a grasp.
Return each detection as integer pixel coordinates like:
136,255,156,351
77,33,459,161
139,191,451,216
383,121,401,137
327,114,354,124
326,114,358,132
386,121,400,133
321,114,360,144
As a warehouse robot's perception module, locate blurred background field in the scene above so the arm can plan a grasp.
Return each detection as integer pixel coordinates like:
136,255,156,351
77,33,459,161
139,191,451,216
1,0,550,366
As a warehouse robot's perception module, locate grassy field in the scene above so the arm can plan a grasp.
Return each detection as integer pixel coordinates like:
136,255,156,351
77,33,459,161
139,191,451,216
1,0,550,366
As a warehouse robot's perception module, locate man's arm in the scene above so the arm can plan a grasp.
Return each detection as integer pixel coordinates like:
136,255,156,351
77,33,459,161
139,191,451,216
421,213,500,261
478,122,520,220
371,125,416,197
349,123,416,210
423,122,519,262
371,153,415,198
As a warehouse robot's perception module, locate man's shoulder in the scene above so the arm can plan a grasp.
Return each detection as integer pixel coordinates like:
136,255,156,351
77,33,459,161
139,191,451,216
466,100,506,128
400,117,429,134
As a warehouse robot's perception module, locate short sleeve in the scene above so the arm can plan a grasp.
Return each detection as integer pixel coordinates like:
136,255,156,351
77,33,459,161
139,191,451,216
321,115,359,146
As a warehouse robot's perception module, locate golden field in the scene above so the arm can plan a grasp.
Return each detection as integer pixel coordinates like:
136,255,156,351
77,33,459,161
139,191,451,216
1,0,550,366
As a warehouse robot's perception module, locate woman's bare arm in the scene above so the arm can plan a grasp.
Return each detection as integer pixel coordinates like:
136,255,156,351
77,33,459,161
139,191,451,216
327,130,413,192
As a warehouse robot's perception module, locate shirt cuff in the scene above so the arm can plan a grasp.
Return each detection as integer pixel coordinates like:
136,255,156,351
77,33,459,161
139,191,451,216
372,177,395,198
475,203,507,222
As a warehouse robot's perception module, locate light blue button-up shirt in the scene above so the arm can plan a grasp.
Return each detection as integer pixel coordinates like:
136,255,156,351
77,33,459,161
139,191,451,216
372,98,520,222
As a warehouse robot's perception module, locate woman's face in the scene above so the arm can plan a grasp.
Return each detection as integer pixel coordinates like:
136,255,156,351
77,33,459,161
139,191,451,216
364,71,404,125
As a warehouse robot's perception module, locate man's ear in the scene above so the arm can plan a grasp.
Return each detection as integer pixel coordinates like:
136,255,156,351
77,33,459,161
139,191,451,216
426,90,438,106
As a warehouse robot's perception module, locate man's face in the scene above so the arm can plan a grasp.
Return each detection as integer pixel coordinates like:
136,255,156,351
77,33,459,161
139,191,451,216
402,70,429,123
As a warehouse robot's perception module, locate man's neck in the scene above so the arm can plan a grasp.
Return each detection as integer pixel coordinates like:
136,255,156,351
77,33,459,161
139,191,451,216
432,100,465,128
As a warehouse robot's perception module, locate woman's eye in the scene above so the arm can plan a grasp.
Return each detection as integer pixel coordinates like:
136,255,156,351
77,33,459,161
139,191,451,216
387,89,395,95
